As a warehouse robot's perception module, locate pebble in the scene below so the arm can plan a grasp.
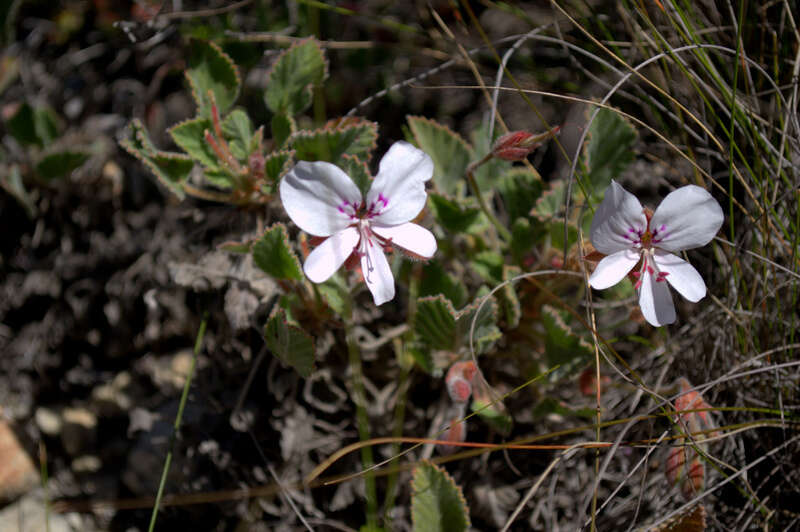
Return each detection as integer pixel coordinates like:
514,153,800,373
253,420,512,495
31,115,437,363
0,421,38,502
35,406,63,436
61,407,97,456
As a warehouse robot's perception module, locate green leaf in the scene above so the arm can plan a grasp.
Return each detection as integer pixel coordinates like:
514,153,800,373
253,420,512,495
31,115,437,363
186,40,241,116
264,307,315,378
498,168,544,222
317,277,349,316
455,297,501,355
289,119,378,164
0,164,36,218
414,295,500,355
510,217,537,265
35,150,89,181
411,462,470,532
339,154,371,196
428,193,482,234
221,109,253,161
6,103,59,147
470,250,504,283
263,150,293,184
419,261,467,308
500,265,522,329
584,107,636,199
414,296,457,352
271,112,295,148
542,305,593,380
408,344,434,374
531,179,566,222
469,120,511,190
470,397,513,436
548,220,578,251
264,38,327,116
407,116,471,197
252,223,304,281
204,168,234,189
169,117,218,168
120,119,192,198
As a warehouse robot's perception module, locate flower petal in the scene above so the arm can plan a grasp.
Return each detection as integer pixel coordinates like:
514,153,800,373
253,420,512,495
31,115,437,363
588,249,640,289
590,180,648,255
367,141,434,226
280,161,362,236
372,222,437,259
360,237,395,305
649,185,723,252
638,267,676,326
653,250,707,303
303,227,360,283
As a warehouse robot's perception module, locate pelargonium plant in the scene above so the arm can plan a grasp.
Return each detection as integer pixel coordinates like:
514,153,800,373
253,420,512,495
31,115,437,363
587,180,723,326
280,141,437,305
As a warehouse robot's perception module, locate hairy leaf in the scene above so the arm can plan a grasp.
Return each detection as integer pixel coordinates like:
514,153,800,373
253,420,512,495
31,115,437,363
36,150,89,181
221,109,253,161
169,117,218,169
289,119,378,164
6,102,59,147
264,38,327,116
428,193,483,234
411,462,470,532
186,40,241,116
120,119,192,198
264,307,315,378
271,112,295,149
584,107,636,200
263,150,294,184
542,305,592,379
407,116,471,198
252,223,304,281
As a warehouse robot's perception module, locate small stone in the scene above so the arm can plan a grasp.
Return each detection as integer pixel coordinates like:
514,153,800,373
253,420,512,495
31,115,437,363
35,407,63,436
0,492,72,532
71,455,102,473
61,407,97,456
0,421,38,502
91,371,132,415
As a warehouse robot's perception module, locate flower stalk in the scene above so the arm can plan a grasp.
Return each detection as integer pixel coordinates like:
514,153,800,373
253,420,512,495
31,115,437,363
343,294,378,527
466,152,512,243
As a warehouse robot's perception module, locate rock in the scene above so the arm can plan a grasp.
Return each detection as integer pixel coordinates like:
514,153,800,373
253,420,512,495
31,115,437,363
91,371,132,415
71,455,101,474
0,421,38,502
35,406,63,436
0,492,72,532
61,407,97,456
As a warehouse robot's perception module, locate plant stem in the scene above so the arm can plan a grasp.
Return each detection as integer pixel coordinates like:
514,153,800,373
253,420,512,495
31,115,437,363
382,265,420,524
343,297,378,528
466,153,512,243
148,315,208,532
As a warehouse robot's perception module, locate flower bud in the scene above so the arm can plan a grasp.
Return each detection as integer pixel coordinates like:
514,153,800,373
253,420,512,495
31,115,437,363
491,127,560,161
445,361,478,403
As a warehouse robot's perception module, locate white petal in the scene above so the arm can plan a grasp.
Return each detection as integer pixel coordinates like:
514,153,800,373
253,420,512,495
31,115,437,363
590,180,648,255
303,227,359,283
360,237,395,305
638,267,676,326
367,141,434,226
280,161,362,236
649,185,723,252
653,250,707,303
372,223,437,259
588,249,640,289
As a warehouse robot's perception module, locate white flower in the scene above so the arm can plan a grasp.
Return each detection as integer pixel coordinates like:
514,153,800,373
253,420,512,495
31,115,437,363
588,180,723,326
280,141,437,305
